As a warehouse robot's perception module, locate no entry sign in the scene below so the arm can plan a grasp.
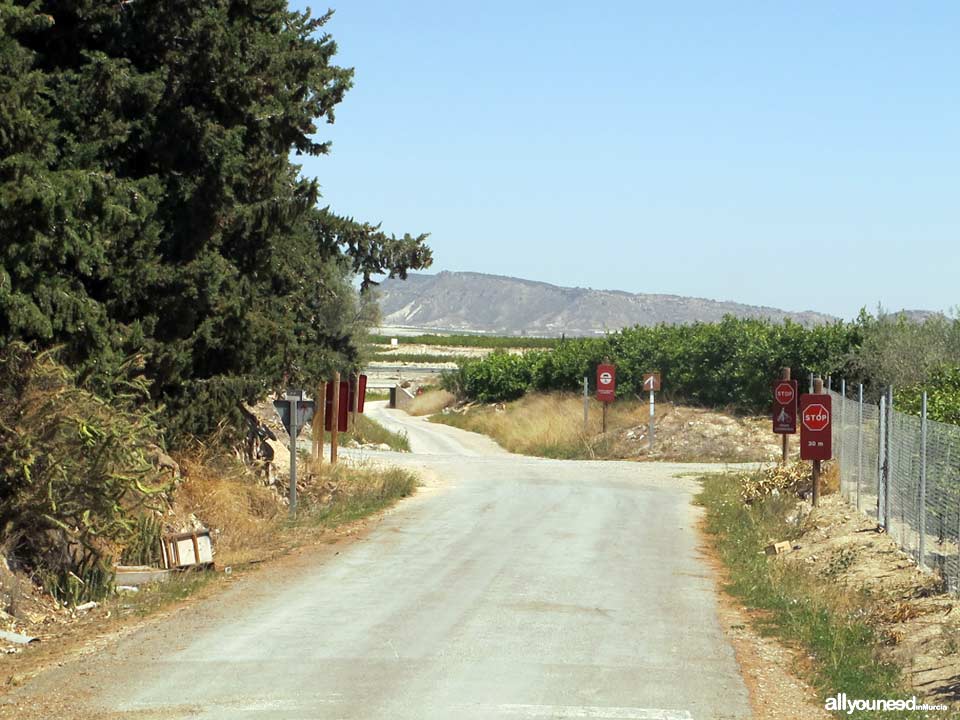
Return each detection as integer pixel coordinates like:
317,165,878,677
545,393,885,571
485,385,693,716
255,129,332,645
799,394,832,460
596,364,616,403
772,379,798,434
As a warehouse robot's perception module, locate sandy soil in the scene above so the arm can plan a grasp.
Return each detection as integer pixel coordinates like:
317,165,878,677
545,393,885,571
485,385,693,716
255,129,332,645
781,495,960,707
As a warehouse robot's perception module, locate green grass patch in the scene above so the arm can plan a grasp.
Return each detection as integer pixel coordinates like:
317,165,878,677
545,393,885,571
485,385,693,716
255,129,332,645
369,333,560,349
698,473,913,718
119,568,218,617
299,466,418,527
323,413,410,452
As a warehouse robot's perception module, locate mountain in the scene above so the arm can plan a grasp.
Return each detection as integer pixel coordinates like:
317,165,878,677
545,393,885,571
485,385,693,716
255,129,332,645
376,271,838,336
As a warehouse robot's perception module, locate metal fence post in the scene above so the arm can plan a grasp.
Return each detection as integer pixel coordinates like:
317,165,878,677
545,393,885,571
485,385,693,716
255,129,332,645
884,387,893,532
839,379,846,495
857,383,863,512
878,393,886,526
809,372,814,393
919,392,928,569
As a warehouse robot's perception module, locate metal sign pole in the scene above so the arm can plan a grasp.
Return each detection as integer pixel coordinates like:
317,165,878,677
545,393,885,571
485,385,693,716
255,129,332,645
812,377,824,506
287,391,298,515
781,368,791,463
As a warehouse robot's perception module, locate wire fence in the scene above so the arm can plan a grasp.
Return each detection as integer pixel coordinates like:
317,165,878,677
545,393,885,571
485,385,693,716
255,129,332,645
831,385,960,592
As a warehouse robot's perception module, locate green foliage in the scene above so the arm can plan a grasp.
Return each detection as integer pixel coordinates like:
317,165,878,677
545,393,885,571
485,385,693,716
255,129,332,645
898,366,960,425
852,310,960,397
0,1,431,444
0,343,169,604
446,317,861,411
445,351,534,402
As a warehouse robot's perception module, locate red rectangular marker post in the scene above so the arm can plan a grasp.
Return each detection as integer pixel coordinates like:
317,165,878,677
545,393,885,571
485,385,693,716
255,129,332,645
325,380,350,433
350,374,368,414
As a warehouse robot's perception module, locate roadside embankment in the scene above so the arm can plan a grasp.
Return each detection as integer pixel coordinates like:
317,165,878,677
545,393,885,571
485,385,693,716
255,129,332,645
1,440,418,688
699,469,960,718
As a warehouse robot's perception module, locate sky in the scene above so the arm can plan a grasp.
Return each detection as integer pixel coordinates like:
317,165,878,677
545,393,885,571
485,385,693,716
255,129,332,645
289,1,959,320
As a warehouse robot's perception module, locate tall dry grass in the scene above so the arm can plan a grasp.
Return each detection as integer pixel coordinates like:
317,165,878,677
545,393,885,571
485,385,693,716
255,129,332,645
173,448,417,566
407,389,455,416
432,393,647,458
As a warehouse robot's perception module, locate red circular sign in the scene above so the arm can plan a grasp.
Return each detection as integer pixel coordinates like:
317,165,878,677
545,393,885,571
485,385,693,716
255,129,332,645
802,403,830,432
599,371,613,385
775,382,795,405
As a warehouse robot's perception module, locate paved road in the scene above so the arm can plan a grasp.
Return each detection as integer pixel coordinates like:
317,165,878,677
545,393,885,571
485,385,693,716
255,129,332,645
6,404,751,719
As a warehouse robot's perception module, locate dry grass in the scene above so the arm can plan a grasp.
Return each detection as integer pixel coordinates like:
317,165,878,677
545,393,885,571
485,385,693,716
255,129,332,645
171,446,417,567
173,452,284,566
407,389,456,416
432,393,607,458
433,392,777,461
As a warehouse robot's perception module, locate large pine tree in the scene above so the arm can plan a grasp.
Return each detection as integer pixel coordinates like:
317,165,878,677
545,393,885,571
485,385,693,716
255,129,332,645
0,1,431,441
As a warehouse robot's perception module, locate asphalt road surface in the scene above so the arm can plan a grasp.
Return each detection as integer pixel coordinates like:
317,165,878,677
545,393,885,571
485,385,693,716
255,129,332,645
6,403,751,719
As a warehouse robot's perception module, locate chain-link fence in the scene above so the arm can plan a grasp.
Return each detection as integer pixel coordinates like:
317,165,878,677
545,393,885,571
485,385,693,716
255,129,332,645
831,386,960,592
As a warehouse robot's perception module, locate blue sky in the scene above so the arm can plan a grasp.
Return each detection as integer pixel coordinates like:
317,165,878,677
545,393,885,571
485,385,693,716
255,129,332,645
290,1,959,319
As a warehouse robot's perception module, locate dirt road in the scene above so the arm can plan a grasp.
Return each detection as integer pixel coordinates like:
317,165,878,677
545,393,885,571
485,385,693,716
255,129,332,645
3,403,751,719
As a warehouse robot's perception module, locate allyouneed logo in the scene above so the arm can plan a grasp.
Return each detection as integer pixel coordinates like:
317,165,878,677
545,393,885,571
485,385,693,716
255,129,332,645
825,693,949,714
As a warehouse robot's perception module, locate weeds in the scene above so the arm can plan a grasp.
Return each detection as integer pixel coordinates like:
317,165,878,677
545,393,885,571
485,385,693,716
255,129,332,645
698,473,914,718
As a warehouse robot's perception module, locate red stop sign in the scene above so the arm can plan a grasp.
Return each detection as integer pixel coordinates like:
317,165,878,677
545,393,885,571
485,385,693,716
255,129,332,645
802,403,830,432
799,394,832,460
775,381,795,405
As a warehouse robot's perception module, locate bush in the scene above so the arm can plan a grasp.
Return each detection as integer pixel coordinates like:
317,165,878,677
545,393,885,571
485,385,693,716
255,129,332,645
0,344,169,604
898,365,960,425
445,316,861,411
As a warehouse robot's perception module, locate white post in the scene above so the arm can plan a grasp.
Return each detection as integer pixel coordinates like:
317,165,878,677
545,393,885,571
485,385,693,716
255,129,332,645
648,389,655,451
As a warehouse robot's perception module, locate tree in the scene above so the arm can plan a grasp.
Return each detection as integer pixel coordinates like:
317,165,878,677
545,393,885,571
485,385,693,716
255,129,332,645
0,1,431,442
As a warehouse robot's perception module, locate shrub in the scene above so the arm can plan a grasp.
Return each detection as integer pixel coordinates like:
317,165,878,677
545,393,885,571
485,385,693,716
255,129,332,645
0,344,169,604
446,316,860,410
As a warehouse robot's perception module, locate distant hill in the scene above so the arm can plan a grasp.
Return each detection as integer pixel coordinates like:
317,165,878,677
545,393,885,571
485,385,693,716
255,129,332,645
376,271,838,336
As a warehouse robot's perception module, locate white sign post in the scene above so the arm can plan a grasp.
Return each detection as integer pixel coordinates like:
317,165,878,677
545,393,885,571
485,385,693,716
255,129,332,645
642,373,661,451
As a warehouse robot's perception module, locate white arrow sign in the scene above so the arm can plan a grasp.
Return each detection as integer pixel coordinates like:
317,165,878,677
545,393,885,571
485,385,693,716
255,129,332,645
644,376,656,390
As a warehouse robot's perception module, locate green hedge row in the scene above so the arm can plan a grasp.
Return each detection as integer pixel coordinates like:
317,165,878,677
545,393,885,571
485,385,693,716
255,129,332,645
442,317,863,412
